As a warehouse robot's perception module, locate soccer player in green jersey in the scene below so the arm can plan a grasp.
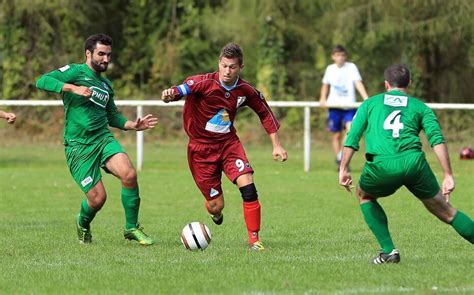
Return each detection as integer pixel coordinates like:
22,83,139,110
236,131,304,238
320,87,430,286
339,64,474,264
36,33,158,245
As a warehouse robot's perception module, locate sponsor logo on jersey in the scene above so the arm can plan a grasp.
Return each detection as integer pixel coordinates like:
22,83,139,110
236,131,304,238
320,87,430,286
259,92,265,100
225,92,230,98
102,82,110,90
84,77,93,81
187,80,194,86
237,96,246,108
89,86,110,108
81,176,93,187
334,84,348,96
384,95,408,107
205,109,231,133
210,188,219,198
58,65,70,72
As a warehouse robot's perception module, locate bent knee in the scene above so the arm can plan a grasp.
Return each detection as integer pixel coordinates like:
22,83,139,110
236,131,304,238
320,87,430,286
87,192,107,210
122,169,137,185
208,198,224,213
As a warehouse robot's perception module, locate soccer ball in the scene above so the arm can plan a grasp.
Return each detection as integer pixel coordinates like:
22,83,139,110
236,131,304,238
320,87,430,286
180,222,212,250
459,147,474,160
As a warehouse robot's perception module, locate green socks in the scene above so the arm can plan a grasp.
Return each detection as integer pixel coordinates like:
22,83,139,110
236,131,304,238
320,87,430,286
79,199,97,230
121,187,141,230
451,210,474,244
360,201,395,254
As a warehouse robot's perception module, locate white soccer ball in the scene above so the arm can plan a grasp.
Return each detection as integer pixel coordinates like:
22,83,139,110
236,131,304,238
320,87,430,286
180,222,212,250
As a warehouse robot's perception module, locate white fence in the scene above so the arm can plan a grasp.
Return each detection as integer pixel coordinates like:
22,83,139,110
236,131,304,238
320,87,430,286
2,100,474,171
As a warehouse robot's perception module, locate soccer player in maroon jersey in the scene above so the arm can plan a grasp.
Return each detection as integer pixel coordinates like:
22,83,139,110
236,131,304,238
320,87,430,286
162,43,287,250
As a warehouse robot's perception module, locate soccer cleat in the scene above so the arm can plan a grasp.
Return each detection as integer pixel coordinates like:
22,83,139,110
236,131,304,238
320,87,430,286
123,224,155,246
249,241,265,251
211,213,224,225
371,249,400,264
76,215,92,244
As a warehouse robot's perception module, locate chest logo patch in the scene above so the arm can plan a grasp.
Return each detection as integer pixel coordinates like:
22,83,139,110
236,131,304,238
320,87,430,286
236,96,246,108
89,86,110,108
205,109,232,134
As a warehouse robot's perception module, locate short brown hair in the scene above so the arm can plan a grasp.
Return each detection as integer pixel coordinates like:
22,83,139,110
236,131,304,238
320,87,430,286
332,44,347,54
220,43,243,65
85,33,112,53
384,64,410,88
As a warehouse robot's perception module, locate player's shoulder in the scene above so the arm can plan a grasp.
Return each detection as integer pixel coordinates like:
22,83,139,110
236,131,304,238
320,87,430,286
237,78,261,96
184,72,219,86
326,63,338,71
56,63,82,73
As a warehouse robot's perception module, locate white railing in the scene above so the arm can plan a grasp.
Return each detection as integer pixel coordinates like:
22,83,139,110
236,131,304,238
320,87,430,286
2,100,474,171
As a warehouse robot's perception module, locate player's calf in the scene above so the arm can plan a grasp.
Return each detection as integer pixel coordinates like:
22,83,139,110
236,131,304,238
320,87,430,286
205,198,224,225
240,183,262,246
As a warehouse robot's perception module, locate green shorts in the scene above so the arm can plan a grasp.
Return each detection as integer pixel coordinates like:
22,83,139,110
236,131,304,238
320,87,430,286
359,150,440,199
65,136,126,193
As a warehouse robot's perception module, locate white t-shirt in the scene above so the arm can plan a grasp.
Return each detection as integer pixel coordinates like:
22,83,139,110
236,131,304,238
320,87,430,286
322,62,362,105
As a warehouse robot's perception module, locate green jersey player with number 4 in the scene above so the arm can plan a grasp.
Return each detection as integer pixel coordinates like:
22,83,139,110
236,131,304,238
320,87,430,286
36,33,158,245
339,64,473,264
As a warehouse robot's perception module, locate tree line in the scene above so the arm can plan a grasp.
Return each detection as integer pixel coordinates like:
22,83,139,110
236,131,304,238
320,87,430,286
1,0,472,103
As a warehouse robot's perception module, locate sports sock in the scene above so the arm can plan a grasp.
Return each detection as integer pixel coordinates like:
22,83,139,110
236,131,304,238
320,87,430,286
337,150,343,162
79,199,97,230
360,201,395,254
121,187,140,230
450,210,474,244
243,200,261,244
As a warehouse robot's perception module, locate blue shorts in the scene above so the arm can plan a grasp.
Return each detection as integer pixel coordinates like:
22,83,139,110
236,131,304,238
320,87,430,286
327,109,357,132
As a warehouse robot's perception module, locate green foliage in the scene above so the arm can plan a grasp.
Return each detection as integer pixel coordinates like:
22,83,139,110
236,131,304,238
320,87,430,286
1,0,473,137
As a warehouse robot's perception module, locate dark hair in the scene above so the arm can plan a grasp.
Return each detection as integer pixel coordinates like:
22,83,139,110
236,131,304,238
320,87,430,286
332,44,347,54
84,33,113,53
384,64,410,88
219,43,243,65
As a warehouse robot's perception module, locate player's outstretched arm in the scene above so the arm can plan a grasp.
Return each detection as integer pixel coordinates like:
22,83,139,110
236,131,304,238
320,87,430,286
161,88,177,103
269,132,287,162
62,84,92,98
433,143,455,201
0,110,16,124
339,147,356,193
124,114,158,131
355,80,369,100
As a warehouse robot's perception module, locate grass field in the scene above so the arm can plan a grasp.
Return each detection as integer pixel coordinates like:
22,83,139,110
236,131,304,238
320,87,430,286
0,141,473,294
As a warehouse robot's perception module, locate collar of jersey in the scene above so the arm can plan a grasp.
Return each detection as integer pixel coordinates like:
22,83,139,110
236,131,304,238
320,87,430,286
219,76,239,91
387,89,406,95
82,63,102,78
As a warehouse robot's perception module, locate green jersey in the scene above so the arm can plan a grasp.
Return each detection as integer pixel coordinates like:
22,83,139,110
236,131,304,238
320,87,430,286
345,90,444,155
36,63,127,145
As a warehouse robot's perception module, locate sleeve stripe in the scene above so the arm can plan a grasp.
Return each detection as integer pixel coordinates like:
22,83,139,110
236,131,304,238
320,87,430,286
178,84,191,96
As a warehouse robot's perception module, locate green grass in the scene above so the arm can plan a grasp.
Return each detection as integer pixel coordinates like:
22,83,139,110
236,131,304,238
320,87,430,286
0,141,473,294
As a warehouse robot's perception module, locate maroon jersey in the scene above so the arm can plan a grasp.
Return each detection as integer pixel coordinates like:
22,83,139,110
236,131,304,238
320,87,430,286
171,72,280,143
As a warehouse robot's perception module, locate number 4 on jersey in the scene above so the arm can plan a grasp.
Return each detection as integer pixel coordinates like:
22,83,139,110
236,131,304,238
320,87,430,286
384,110,404,138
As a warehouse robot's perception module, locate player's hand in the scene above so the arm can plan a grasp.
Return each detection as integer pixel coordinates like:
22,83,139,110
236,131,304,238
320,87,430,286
272,145,288,162
441,174,455,202
72,85,92,98
129,114,158,131
161,88,176,103
4,112,16,124
339,169,353,194
319,100,327,108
